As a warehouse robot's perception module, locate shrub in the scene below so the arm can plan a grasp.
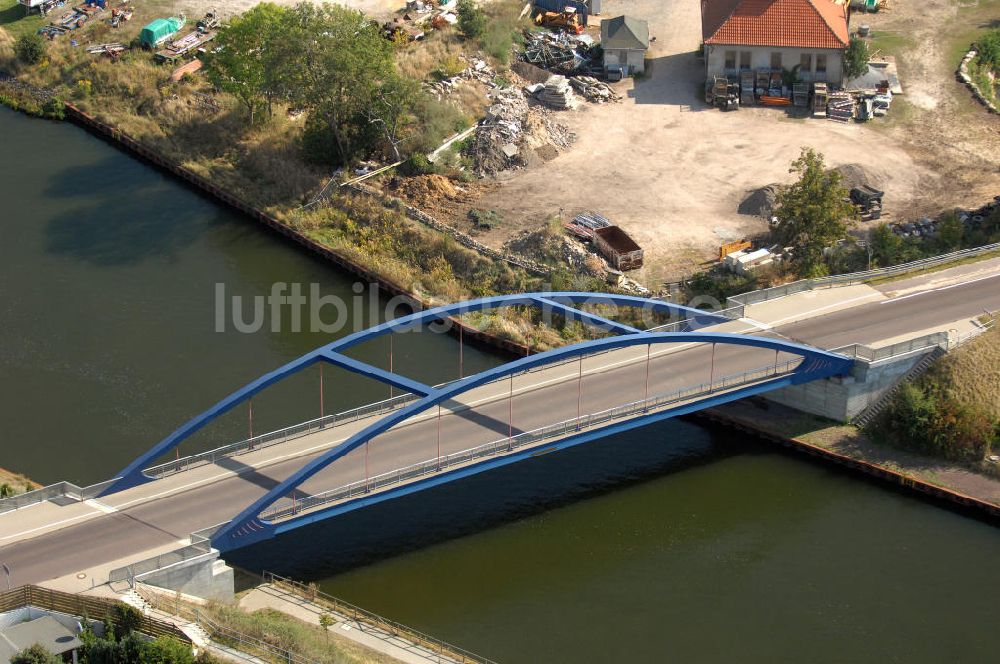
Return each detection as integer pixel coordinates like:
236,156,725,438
402,153,437,175
976,29,1000,70
433,54,465,80
456,0,486,39
11,644,60,664
469,208,502,229
15,34,45,66
42,97,65,120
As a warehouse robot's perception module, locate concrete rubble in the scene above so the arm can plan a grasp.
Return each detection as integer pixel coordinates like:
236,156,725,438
425,56,497,97
466,87,576,177
537,75,575,109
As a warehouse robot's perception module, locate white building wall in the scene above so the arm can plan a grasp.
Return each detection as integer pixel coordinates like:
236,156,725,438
705,44,844,86
605,48,646,74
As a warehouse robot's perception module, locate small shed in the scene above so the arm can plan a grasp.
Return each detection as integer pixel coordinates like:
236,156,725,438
600,15,649,75
594,226,643,271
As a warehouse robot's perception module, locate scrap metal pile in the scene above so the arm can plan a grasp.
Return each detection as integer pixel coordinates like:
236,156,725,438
564,211,612,240
521,30,601,76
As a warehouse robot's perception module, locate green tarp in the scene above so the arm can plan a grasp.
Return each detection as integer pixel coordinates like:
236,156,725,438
140,16,184,48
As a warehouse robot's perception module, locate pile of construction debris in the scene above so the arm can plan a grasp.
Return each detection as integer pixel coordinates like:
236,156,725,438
535,75,575,109
569,76,620,103
525,74,619,107
465,88,576,177
826,91,855,123
425,57,498,98
521,30,602,75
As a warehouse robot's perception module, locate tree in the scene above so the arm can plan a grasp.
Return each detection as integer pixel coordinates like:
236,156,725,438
935,212,964,252
318,612,334,637
844,38,869,80
206,3,295,124
11,645,60,664
15,34,45,65
869,223,902,267
771,148,854,277
456,0,486,39
110,602,144,641
287,3,403,166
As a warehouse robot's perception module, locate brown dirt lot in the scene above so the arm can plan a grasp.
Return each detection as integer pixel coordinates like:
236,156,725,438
467,0,999,287
469,0,940,285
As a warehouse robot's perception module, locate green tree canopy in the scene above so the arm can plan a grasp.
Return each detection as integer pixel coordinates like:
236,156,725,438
844,38,869,79
771,148,854,277
286,2,412,165
11,644,60,664
206,3,296,124
457,0,486,39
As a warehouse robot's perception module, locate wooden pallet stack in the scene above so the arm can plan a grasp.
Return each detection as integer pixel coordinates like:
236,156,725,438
827,91,855,122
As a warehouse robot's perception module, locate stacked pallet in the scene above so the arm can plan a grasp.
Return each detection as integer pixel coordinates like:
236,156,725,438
827,92,855,123
539,75,575,109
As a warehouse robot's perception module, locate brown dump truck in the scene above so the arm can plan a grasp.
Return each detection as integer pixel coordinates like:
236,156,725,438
594,226,643,271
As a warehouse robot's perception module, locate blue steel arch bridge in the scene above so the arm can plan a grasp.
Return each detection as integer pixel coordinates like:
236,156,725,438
101,292,853,552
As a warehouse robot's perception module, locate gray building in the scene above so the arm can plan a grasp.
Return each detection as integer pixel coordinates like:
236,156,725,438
601,15,649,75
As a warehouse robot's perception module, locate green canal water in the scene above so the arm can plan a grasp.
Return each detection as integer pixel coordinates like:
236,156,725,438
2,106,999,662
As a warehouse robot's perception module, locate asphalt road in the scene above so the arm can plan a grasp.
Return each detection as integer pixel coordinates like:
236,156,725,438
2,272,998,587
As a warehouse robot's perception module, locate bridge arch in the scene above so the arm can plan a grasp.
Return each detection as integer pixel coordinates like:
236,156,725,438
102,293,730,496
211,330,852,549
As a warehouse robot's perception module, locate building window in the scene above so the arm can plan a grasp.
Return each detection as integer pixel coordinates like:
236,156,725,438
740,51,751,69
816,54,827,73
725,50,736,69
770,52,782,69
800,53,812,72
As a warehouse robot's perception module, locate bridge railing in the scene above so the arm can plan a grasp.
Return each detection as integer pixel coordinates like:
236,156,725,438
0,478,116,515
831,319,994,364
108,540,215,588
143,392,424,479
260,358,801,522
727,242,1000,308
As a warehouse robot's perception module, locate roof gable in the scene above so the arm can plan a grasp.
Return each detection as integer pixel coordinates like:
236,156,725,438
601,15,649,50
702,0,849,50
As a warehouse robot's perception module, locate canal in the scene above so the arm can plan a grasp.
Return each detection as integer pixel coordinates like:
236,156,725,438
2,106,999,662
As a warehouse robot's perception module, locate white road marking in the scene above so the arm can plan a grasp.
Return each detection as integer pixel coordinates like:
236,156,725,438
739,317,773,331
879,273,1000,304
761,292,885,327
84,499,117,514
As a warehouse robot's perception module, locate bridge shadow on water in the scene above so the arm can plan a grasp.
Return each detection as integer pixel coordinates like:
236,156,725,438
223,416,764,582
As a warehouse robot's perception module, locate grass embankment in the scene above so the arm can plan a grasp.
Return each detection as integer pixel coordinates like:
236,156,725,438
871,323,1000,472
205,603,399,664
0,466,40,495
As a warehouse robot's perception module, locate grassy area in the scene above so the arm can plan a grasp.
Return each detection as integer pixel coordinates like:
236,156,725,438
204,604,400,664
0,466,40,494
0,0,44,40
867,30,913,58
924,323,1000,420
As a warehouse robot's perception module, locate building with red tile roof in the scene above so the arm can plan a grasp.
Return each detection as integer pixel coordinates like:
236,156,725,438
701,0,851,86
